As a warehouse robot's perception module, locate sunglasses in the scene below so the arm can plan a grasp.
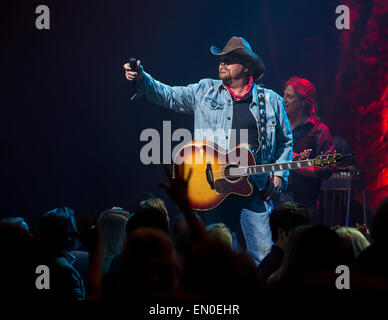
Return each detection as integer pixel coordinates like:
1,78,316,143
219,55,245,65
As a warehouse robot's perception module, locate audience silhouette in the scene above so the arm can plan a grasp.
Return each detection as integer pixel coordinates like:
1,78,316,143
1,166,387,303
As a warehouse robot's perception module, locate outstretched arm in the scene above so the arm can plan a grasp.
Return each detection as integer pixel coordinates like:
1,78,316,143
124,60,199,114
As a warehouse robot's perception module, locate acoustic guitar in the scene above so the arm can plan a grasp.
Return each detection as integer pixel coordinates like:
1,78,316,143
172,140,348,211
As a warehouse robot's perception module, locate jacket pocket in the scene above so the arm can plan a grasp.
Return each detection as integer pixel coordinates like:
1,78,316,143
201,97,225,128
203,97,224,110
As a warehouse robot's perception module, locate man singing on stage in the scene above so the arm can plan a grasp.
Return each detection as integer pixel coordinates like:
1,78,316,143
123,36,293,265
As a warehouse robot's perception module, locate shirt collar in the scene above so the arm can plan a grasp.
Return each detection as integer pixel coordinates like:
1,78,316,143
217,81,226,92
217,81,258,105
224,76,254,101
294,115,316,130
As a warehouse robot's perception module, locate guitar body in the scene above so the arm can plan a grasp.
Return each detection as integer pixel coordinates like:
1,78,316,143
173,140,346,211
173,140,256,211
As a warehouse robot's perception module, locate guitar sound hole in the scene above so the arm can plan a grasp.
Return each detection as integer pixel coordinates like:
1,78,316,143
223,164,240,182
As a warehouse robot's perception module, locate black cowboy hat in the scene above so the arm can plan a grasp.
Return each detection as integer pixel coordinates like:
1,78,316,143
210,36,265,81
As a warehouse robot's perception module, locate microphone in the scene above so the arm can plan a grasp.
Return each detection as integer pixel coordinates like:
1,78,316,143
129,57,138,101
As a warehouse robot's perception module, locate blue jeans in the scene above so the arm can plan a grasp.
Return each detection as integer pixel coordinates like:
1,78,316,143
240,201,272,266
201,187,273,266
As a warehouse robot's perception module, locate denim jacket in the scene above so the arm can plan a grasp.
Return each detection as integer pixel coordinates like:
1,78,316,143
136,71,293,190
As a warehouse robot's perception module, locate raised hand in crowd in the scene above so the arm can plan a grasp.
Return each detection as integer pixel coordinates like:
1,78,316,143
159,163,208,245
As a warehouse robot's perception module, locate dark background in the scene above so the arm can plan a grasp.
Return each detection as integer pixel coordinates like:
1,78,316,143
2,0,385,229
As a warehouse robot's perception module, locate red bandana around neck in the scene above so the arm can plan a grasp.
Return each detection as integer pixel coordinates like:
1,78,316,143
225,75,254,101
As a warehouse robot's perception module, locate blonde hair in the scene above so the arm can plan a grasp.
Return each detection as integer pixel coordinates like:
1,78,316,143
206,223,233,248
97,208,130,262
138,198,167,214
335,227,370,258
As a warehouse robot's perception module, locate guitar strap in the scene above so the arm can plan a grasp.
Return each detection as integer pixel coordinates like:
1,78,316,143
256,87,266,161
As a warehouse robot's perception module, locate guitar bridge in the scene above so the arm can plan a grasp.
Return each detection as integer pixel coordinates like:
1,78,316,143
206,162,215,190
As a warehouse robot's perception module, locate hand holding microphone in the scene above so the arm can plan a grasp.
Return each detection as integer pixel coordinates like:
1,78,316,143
123,58,144,82
123,58,144,100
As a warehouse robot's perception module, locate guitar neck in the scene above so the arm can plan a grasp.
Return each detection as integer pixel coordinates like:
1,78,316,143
230,159,315,177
